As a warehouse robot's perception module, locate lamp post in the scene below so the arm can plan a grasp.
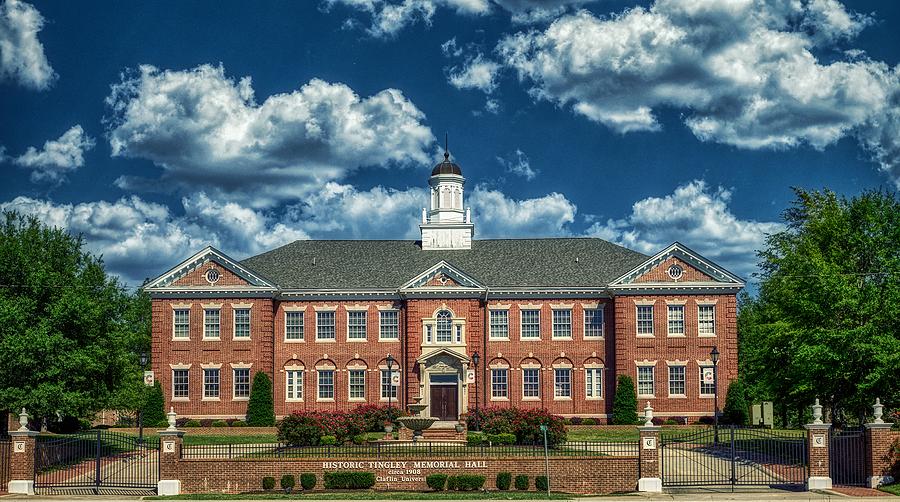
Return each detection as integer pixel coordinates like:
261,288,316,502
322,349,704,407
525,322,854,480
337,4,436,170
710,346,720,445
472,351,480,431
138,351,149,444
386,353,395,426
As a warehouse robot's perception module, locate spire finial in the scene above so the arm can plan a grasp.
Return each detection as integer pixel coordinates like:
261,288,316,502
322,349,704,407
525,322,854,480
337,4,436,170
444,132,449,161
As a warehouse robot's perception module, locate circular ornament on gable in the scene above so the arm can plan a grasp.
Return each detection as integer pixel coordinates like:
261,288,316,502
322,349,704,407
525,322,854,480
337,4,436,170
205,268,220,284
667,264,684,280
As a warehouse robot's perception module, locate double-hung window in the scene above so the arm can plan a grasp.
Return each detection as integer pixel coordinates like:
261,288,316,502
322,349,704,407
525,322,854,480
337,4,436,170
381,369,398,400
668,366,686,396
379,311,399,340
554,368,572,398
585,368,602,399
347,311,367,340
552,309,572,338
203,368,220,399
285,311,304,341
233,368,250,399
637,366,655,397
173,309,190,339
489,310,509,339
700,366,716,396
698,305,716,336
523,369,540,398
286,370,303,401
584,308,604,338
234,308,251,339
520,309,540,339
316,311,336,341
318,369,335,400
172,369,189,399
636,305,654,336
491,369,508,399
204,309,220,339
348,369,366,400
667,305,685,336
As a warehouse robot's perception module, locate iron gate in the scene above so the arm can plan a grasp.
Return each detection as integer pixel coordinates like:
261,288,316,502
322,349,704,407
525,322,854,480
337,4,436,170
0,438,10,493
830,427,866,487
34,430,158,495
661,426,808,488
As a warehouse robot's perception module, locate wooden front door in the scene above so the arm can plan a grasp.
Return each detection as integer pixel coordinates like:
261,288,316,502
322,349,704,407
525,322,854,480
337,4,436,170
430,384,458,421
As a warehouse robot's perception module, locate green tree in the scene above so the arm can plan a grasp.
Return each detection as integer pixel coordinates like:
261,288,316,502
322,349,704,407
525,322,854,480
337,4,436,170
722,378,749,425
740,189,900,425
0,212,147,423
246,371,275,426
141,381,166,427
611,375,639,425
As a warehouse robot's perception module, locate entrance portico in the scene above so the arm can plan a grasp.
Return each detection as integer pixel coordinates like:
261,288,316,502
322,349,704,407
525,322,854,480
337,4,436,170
416,348,470,422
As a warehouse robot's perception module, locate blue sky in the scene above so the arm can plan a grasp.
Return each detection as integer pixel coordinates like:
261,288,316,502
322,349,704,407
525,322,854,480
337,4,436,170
1,0,898,289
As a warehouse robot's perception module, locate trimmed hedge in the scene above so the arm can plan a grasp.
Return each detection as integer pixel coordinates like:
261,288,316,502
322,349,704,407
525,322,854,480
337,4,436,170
426,473,448,491
489,433,516,445
300,473,316,490
496,472,512,490
183,419,201,427
446,474,485,491
262,477,275,490
467,432,484,445
514,475,529,490
535,475,549,491
210,419,228,427
323,471,376,490
280,474,295,491
320,435,338,445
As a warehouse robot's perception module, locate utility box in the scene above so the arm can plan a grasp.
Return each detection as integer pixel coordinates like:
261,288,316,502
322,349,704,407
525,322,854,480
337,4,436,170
751,401,774,427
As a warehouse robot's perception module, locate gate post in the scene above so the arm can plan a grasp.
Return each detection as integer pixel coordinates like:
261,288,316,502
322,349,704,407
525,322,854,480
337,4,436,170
804,399,832,490
158,408,184,496
8,409,38,495
637,402,662,492
864,398,895,488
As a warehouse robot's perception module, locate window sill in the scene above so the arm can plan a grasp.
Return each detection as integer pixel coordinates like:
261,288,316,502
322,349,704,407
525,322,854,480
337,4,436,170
698,334,717,338
379,398,399,402
315,339,337,343
637,395,656,399
172,397,190,402
667,334,686,338
668,394,687,399
489,337,510,341
232,338,252,342
285,399,304,403
378,338,400,342
583,336,604,341
519,338,542,342
522,397,541,401
171,337,191,342
490,397,510,402
348,398,366,402
636,334,655,338
551,337,574,341
346,339,368,343
317,398,335,402
585,397,603,401
202,337,221,341
553,396,573,401
201,397,221,402
700,394,716,399
233,397,250,401
284,339,305,343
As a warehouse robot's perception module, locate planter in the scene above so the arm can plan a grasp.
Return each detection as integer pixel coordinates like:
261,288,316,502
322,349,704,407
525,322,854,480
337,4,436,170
384,424,393,434
455,423,464,433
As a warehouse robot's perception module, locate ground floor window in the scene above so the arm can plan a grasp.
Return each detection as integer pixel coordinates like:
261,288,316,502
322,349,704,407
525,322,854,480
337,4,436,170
523,368,540,398
668,365,685,396
585,368,602,398
318,369,335,400
173,369,189,398
348,369,366,400
700,366,716,396
554,368,571,398
286,370,303,401
637,366,655,397
491,368,508,399
233,368,250,398
203,368,220,398
380,369,398,400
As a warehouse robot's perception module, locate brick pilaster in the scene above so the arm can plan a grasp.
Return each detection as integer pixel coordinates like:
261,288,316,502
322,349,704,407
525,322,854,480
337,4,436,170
158,429,185,495
637,425,661,492
864,422,894,488
805,423,831,490
8,429,39,495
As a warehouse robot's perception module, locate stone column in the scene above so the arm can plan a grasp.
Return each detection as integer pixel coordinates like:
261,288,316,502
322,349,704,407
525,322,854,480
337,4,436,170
158,408,185,496
805,399,832,490
8,409,39,495
637,402,662,492
865,398,895,488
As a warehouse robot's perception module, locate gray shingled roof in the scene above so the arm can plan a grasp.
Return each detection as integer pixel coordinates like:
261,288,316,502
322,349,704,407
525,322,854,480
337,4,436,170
240,238,649,289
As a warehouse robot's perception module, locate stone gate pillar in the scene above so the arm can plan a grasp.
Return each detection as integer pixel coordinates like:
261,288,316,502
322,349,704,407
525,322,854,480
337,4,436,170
805,399,832,490
8,409,38,495
637,402,662,492
864,398,895,488
158,408,185,496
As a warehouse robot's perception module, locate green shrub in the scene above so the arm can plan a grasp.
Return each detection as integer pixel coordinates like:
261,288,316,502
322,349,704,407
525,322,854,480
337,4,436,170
722,377,749,425
535,475,549,491
210,419,228,427
320,435,338,445
184,419,201,427
246,372,275,426
351,434,367,445
514,475,529,490
447,474,485,491
426,473,448,491
277,413,322,446
581,418,596,426
468,408,567,447
230,420,246,427
142,381,166,427
663,419,678,425
496,472,512,490
300,473,316,490
323,471,375,489
280,474,296,491
466,432,484,446
262,476,275,490
611,375,639,425
489,433,516,445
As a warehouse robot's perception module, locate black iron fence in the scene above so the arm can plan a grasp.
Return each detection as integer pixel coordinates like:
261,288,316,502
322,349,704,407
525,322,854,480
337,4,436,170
181,440,639,459
0,438,9,493
830,427,867,487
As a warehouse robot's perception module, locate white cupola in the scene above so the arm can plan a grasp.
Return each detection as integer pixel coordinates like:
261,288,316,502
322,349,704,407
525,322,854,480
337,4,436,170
420,147,474,250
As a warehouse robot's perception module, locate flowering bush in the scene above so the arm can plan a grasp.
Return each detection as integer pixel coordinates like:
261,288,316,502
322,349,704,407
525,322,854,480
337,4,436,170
277,411,365,446
467,407,567,447
350,403,408,432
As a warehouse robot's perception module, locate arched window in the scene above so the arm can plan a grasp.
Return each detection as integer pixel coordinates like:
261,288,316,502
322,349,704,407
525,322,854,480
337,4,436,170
436,310,453,342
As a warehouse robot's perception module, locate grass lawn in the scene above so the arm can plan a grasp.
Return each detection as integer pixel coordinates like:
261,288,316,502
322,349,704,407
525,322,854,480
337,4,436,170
879,483,900,496
149,491,574,500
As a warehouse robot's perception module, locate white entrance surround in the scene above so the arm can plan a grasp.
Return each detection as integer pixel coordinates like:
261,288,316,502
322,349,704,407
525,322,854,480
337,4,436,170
416,348,470,420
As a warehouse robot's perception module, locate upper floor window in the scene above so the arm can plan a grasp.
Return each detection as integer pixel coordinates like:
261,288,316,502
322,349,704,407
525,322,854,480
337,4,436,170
173,309,190,339
698,305,716,336
347,311,367,340
552,309,572,339
285,311,304,341
489,309,509,339
667,305,685,336
436,310,453,343
203,309,220,339
584,308,604,339
379,310,399,340
520,309,540,339
316,311,336,341
636,305,654,336
233,308,251,339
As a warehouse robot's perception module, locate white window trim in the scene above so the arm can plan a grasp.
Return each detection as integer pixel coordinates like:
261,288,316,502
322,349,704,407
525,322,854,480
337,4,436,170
490,368,509,401
201,367,221,401
553,367,573,400
666,363,687,398
347,369,366,402
667,304,686,337
378,309,400,341
551,308,573,340
584,366,603,400
284,310,305,343
315,311,337,342
172,307,191,341
583,308,605,340
379,368,400,401
317,369,336,402
202,308,221,340
346,310,368,342
635,362,656,399
698,304,718,337
232,307,252,341
635,305,655,338
488,308,510,340
699,365,717,398
285,369,304,402
521,367,541,401
519,309,541,341
171,367,190,402
232,367,252,401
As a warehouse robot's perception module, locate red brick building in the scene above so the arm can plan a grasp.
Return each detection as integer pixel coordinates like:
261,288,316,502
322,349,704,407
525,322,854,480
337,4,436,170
146,154,744,423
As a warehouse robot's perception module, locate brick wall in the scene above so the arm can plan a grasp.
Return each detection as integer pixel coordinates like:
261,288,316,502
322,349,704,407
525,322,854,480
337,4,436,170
173,455,638,495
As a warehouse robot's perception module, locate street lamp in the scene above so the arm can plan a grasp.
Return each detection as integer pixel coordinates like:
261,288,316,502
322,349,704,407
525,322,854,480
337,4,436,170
386,354,395,427
710,346,720,445
472,351,480,431
138,351,149,444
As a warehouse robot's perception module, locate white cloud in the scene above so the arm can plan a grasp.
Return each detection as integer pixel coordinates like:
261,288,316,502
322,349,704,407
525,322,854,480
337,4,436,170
469,185,576,237
12,125,95,183
0,0,55,90
493,0,590,24
497,0,900,186
585,180,783,280
105,64,435,208
448,53,501,93
496,149,537,180
324,0,490,37
484,98,500,114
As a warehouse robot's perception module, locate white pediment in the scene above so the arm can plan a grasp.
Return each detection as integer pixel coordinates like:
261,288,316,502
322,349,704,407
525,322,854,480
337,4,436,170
401,261,485,290
144,246,277,290
610,242,744,288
